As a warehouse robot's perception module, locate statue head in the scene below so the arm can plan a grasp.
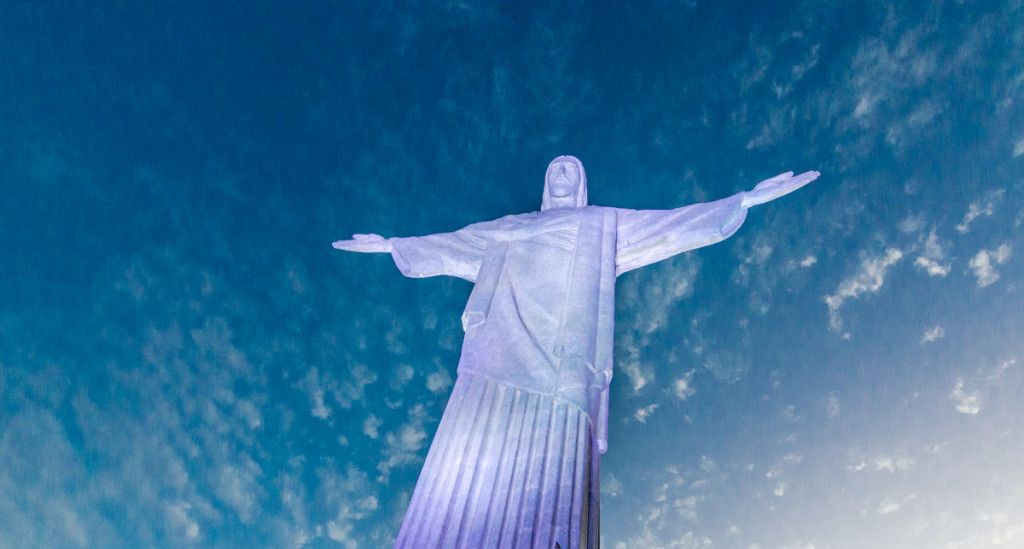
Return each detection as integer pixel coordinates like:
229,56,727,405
542,155,588,211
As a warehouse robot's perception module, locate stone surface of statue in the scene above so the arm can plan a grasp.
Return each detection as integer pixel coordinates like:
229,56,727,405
334,156,819,548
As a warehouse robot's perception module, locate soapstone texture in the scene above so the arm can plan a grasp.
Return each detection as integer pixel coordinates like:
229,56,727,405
334,156,818,548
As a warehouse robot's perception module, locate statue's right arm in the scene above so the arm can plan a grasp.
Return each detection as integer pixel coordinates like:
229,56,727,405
333,228,487,282
332,233,393,253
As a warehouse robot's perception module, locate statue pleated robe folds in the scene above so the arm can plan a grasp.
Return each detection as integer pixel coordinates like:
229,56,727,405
387,193,748,549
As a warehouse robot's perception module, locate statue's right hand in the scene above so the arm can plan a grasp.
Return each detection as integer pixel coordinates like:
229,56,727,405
332,233,393,253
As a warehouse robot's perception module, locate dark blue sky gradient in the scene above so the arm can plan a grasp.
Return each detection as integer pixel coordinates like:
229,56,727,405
2,2,1023,547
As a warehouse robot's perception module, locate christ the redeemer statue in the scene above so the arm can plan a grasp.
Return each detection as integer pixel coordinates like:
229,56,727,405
334,156,818,549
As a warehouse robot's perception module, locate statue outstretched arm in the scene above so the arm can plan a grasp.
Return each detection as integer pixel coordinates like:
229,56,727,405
332,233,393,253
741,170,820,208
615,170,819,275
334,228,487,282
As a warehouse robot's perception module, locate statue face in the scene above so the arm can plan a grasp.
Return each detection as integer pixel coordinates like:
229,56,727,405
545,161,582,209
541,155,587,211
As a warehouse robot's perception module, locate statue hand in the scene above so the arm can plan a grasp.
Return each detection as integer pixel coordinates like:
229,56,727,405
332,233,393,253
741,170,820,208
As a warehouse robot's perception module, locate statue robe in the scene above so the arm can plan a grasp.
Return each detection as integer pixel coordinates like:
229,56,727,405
388,193,748,549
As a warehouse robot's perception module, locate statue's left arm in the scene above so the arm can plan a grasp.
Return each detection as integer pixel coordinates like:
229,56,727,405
615,170,819,275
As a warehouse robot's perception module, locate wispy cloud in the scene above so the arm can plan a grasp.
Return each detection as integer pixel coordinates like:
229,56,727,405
608,467,711,549
774,482,788,497
987,358,1016,381
635,403,659,424
951,379,981,415
616,254,701,395
898,213,927,234
299,367,333,419
914,257,950,277
957,189,1005,233
426,365,453,395
376,404,429,481
317,464,379,549
213,459,262,524
673,370,696,401
824,248,904,333
921,325,945,344
913,229,950,277
968,243,1012,287
877,493,916,515
702,349,750,384
848,454,915,473
363,414,383,439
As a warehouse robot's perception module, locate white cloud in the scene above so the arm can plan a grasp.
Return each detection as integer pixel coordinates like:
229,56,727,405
877,499,901,515
602,473,623,498
674,496,699,522
877,493,915,515
853,93,877,117
956,189,1005,233
1015,135,1024,157
848,454,914,473
276,470,312,547
800,255,818,267
836,19,943,158
673,371,696,401
790,43,821,81
616,254,701,395
733,34,773,92
609,467,712,549
390,364,415,390
988,358,1016,381
330,363,379,409
703,350,750,383
952,379,981,414
912,229,950,277
920,229,944,258
298,368,332,419
376,404,429,481
969,243,1012,287
362,414,383,439
824,248,904,332
426,367,453,394
635,403,659,423
897,213,927,233
165,502,200,540
914,257,950,277
620,360,653,394
213,458,262,523
921,326,945,343
632,255,701,335
315,459,383,547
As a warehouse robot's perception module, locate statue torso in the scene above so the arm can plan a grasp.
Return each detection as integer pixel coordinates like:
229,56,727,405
458,209,581,393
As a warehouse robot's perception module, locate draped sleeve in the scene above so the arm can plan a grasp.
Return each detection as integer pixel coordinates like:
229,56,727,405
614,193,748,276
389,226,489,282
389,211,580,282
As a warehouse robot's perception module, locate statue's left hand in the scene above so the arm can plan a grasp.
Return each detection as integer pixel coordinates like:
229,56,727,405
741,170,820,208
332,233,393,253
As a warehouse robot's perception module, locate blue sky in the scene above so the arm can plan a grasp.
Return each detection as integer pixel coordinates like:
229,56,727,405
1,2,1022,548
